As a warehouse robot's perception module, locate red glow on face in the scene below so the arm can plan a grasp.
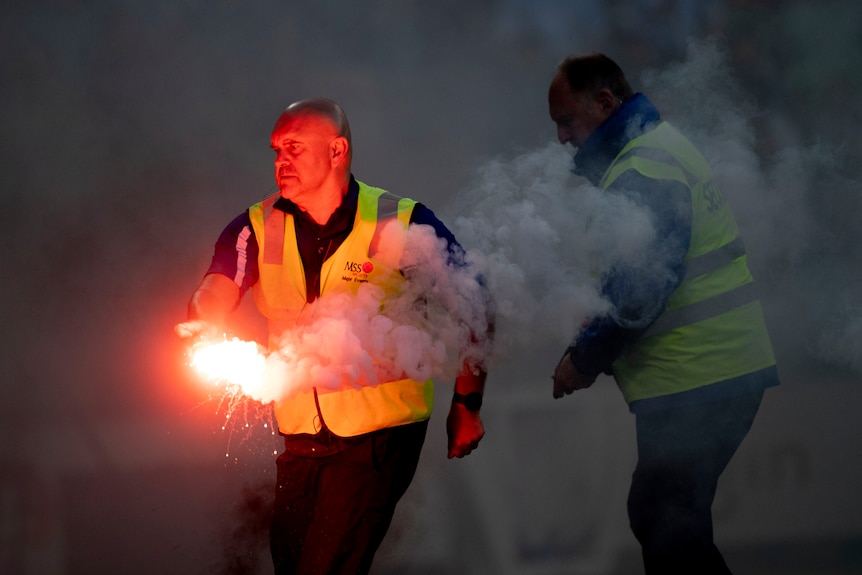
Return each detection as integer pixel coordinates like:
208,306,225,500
362,261,374,273
270,113,340,204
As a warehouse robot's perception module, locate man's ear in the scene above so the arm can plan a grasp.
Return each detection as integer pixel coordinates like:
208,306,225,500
596,88,619,114
330,136,349,167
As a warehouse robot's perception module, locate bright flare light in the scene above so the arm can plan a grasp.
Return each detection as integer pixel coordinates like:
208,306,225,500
190,338,267,399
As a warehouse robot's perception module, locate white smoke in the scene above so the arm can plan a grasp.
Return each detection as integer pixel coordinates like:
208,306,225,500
445,142,657,357
247,222,493,403
641,38,813,270
240,150,659,404
642,39,862,376
231,38,862,407
442,37,862,381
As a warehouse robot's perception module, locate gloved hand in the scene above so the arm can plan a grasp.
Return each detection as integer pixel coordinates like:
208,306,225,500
552,350,597,398
173,320,220,340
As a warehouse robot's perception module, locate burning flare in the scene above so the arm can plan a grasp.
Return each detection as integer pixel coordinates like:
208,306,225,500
190,338,268,399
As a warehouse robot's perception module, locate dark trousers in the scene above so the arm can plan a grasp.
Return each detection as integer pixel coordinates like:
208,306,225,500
270,420,428,575
627,391,763,575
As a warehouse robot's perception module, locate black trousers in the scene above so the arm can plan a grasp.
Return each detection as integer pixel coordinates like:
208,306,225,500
270,420,428,575
628,391,763,575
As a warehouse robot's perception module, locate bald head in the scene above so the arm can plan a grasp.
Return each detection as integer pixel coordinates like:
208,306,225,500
279,98,353,165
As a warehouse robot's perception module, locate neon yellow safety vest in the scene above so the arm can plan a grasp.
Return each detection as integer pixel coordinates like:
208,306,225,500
602,122,776,404
248,182,434,436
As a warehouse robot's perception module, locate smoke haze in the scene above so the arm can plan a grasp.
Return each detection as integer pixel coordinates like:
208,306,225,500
2,1,862,574
232,221,494,403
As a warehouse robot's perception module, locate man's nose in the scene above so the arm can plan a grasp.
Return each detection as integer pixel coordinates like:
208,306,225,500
557,126,569,145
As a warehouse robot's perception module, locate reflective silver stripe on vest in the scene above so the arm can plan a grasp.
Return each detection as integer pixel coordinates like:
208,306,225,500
642,281,759,339
684,236,746,280
613,146,698,188
369,193,405,259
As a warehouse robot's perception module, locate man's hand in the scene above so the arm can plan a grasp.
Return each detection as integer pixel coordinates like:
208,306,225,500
552,351,597,398
173,320,220,340
177,273,240,340
446,403,485,459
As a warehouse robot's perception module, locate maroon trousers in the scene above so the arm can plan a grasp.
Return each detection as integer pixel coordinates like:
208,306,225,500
270,420,428,575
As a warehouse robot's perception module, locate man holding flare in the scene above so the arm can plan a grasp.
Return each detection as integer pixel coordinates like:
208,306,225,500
176,98,492,575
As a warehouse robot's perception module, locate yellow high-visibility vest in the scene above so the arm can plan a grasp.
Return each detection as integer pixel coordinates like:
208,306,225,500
248,181,434,436
602,122,776,403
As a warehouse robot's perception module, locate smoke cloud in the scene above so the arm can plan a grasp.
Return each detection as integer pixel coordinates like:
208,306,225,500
215,132,666,406
640,39,862,378
216,221,494,404
229,37,862,410
445,143,658,355
442,38,862,383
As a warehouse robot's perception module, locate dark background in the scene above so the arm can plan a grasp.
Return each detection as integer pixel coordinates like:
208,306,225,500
2,1,861,574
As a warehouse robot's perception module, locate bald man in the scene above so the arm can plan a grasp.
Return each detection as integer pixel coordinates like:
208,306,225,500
177,99,491,574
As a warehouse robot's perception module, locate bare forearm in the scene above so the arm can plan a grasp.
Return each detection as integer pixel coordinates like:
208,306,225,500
447,360,487,459
187,273,240,325
454,362,487,396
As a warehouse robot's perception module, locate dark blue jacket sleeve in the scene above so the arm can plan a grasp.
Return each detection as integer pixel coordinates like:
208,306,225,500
570,171,692,376
205,210,259,297
410,202,495,335
410,202,468,267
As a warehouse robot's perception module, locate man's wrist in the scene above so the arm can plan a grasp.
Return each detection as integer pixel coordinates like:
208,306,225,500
452,392,483,412
566,345,602,378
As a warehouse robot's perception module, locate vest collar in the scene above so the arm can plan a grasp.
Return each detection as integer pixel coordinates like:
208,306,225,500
572,93,662,185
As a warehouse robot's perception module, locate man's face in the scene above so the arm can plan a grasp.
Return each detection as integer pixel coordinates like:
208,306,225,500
548,74,608,151
270,112,340,204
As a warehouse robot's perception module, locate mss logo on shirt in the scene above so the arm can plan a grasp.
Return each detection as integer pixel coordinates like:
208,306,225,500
344,261,374,274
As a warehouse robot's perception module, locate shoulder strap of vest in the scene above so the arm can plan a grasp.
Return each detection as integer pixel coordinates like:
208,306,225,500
357,181,417,258
251,193,288,266
601,122,699,190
